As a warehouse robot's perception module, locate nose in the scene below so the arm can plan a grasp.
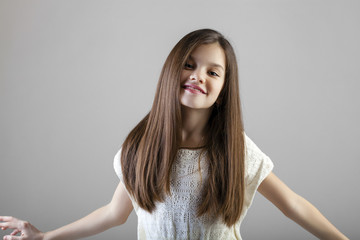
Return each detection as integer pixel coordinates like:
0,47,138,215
189,70,205,84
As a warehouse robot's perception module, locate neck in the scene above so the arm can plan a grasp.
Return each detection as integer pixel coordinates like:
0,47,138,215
180,105,212,148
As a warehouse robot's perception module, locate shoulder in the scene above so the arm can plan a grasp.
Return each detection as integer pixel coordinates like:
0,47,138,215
113,148,123,181
244,132,274,187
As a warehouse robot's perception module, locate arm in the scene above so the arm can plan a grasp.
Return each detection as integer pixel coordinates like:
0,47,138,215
258,172,348,240
0,182,133,240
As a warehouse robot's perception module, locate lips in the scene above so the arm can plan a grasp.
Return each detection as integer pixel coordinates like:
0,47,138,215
182,84,206,94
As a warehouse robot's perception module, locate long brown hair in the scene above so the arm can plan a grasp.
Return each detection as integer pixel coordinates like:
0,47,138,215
120,29,245,227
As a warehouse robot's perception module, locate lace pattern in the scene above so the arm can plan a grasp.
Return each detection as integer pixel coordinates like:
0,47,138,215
113,133,274,240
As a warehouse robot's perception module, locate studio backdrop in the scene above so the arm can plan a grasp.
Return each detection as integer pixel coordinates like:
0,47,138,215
1,1,359,239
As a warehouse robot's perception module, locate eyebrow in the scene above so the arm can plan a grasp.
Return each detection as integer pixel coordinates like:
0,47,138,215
188,55,225,72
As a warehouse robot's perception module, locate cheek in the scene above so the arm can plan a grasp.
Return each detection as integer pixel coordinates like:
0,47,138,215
212,82,224,96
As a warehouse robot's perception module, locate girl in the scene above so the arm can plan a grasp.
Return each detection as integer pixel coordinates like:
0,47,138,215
0,29,348,240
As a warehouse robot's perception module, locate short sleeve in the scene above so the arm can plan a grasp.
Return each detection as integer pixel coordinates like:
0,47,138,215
113,148,123,182
113,147,139,212
244,133,274,206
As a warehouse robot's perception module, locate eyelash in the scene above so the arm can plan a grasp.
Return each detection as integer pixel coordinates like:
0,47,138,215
184,63,193,69
209,71,219,77
184,63,220,77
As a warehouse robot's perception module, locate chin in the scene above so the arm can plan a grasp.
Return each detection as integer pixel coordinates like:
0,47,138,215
180,103,211,110
181,102,198,109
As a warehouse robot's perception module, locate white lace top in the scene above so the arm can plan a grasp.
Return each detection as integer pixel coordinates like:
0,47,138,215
113,133,274,240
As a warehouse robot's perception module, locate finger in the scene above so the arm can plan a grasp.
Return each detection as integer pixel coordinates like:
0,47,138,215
0,221,19,230
1,226,8,230
0,218,29,232
0,216,19,229
3,236,22,240
10,229,21,236
0,217,18,222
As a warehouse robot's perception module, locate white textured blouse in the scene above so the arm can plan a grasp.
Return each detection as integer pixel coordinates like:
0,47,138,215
113,133,274,240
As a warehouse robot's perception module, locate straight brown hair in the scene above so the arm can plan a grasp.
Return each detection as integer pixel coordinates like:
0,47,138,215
120,29,245,227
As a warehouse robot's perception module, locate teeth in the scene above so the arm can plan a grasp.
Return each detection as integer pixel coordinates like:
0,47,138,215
186,86,202,93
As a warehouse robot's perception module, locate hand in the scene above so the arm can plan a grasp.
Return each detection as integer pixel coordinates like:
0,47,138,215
0,216,44,240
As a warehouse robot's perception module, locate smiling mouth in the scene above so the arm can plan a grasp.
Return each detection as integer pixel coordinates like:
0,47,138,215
183,87,204,94
182,85,206,94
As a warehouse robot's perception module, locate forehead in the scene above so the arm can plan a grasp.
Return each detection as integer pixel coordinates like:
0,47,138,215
189,43,226,69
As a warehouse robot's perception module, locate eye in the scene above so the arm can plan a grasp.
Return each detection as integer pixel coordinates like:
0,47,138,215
184,63,194,69
209,71,219,77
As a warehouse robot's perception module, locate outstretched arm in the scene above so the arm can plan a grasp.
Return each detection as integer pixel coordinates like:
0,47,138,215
258,172,348,240
1,182,133,240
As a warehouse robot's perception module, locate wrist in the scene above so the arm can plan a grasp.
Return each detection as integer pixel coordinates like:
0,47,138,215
42,231,54,240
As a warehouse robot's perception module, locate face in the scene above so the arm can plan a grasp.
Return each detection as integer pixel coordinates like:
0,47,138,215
180,43,226,110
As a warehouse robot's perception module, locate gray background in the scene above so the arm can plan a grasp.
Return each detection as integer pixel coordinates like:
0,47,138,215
1,0,359,239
